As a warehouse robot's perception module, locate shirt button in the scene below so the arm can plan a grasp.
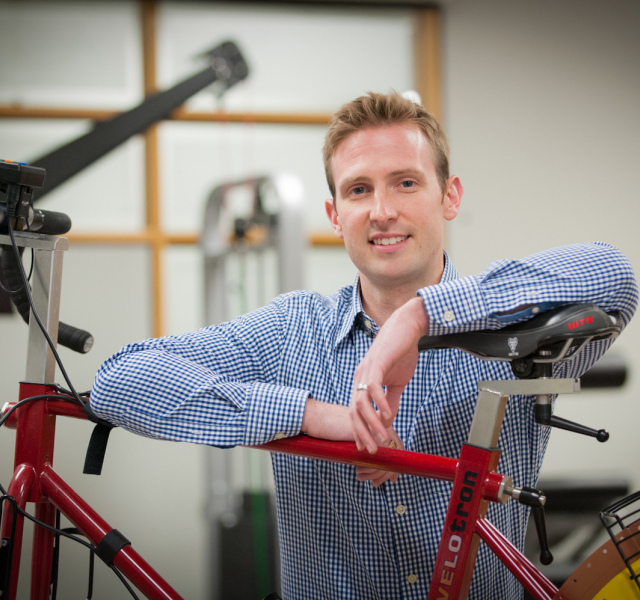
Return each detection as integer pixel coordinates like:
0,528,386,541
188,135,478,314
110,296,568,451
274,432,286,439
363,319,372,329
395,504,406,515
444,310,455,322
407,574,418,584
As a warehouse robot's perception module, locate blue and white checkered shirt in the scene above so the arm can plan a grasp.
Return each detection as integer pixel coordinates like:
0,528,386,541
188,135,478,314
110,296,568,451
91,242,637,599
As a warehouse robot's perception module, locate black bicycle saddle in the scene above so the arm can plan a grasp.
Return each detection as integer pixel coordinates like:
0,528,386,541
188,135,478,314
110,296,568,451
418,304,621,369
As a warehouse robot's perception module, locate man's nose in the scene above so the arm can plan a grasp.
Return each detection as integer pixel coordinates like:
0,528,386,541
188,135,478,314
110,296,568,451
370,191,398,222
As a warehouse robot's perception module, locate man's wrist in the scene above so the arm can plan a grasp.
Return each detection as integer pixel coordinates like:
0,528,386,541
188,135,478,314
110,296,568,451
407,296,429,336
301,397,317,435
301,398,352,441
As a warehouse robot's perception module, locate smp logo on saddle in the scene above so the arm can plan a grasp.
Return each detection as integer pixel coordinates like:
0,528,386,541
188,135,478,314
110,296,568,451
568,315,594,330
507,337,519,356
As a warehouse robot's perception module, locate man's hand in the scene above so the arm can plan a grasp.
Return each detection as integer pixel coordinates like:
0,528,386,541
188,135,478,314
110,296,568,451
349,296,429,453
301,399,404,485
355,428,404,487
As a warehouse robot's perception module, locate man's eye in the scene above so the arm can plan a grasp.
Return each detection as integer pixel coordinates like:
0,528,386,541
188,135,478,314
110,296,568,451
401,180,414,188
352,186,366,195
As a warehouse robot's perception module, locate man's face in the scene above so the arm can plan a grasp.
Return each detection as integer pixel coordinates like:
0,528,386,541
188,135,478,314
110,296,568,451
325,123,461,296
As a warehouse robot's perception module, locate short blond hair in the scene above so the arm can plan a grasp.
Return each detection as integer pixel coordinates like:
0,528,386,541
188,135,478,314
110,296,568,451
323,91,450,199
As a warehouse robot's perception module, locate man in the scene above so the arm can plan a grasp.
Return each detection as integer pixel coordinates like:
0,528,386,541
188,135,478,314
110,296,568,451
91,91,637,599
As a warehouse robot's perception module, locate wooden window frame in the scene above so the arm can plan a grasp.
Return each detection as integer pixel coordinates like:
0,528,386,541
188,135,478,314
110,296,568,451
0,0,442,336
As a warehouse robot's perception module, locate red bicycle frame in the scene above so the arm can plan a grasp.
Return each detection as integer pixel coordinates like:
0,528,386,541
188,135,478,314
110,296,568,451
2,378,567,600
1,383,184,600
0,232,186,599
0,230,576,599
258,378,579,600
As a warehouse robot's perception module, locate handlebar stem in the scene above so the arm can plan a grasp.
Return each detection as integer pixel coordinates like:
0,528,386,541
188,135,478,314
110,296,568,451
0,232,68,383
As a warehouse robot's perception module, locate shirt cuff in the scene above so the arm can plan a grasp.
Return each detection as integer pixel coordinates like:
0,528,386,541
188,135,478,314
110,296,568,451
243,382,309,446
418,275,490,335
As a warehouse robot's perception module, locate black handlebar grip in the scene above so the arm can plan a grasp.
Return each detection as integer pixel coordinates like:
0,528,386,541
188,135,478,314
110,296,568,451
31,209,72,235
58,321,94,354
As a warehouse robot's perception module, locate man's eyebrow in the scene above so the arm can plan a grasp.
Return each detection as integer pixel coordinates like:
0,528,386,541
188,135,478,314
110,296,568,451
341,170,420,185
388,168,422,178
341,175,373,184
338,175,373,189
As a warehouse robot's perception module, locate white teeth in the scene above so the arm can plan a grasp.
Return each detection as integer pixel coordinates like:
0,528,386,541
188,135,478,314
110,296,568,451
372,236,407,246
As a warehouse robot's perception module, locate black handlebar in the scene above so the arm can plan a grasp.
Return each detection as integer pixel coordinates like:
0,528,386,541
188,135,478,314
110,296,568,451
29,209,72,236
58,321,94,354
0,160,93,354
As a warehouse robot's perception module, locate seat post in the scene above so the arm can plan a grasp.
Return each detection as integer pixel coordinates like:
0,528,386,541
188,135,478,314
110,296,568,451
467,388,509,448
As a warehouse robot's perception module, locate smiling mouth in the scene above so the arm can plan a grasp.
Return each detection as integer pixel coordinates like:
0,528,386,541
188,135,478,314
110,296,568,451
371,236,409,246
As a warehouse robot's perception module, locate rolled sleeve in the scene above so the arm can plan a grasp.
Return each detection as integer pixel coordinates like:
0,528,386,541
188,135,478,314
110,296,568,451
418,242,638,336
418,275,489,334
243,382,309,445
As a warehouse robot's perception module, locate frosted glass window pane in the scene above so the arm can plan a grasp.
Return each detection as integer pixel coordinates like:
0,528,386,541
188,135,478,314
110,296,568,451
0,1,143,108
157,3,414,112
166,245,284,334
167,244,358,337
0,119,90,165
0,120,146,232
159,121,331,233
165,246,205,334
59,245,153,380
0,245,151,400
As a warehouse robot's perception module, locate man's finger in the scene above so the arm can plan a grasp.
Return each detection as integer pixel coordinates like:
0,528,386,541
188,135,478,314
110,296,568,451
349,404,377,453
358,387,390,444
351,386,389,452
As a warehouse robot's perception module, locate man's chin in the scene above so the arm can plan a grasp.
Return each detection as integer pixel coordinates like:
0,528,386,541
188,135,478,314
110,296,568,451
361,270,420,291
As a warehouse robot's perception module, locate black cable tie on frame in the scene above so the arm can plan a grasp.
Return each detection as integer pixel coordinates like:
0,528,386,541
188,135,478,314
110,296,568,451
82,403,116,476
95,529,131,566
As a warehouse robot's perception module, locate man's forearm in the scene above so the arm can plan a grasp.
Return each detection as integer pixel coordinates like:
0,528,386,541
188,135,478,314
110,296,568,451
302,398,354,441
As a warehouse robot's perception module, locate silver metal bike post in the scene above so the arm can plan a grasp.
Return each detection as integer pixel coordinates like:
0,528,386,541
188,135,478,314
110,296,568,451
1,231,69,384
467,388,509,448
470,379,581,448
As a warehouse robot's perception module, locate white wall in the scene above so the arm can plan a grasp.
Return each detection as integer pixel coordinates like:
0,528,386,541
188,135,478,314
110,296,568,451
1,0,639,597
441,0,640,492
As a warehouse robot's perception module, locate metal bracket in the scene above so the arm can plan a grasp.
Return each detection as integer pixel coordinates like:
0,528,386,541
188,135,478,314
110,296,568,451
0,232,68,383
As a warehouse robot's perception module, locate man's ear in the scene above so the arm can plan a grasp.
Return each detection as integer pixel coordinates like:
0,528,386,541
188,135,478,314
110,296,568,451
443,175,463,222
325,198,344,239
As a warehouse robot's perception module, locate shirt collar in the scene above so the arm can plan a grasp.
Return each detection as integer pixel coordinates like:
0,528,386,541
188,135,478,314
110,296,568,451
334,251,459,348
334,274,365,348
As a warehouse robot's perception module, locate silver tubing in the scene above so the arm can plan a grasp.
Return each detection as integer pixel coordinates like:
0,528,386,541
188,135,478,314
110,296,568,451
0,232,68,383
478,378,580,397
468,388,508,448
